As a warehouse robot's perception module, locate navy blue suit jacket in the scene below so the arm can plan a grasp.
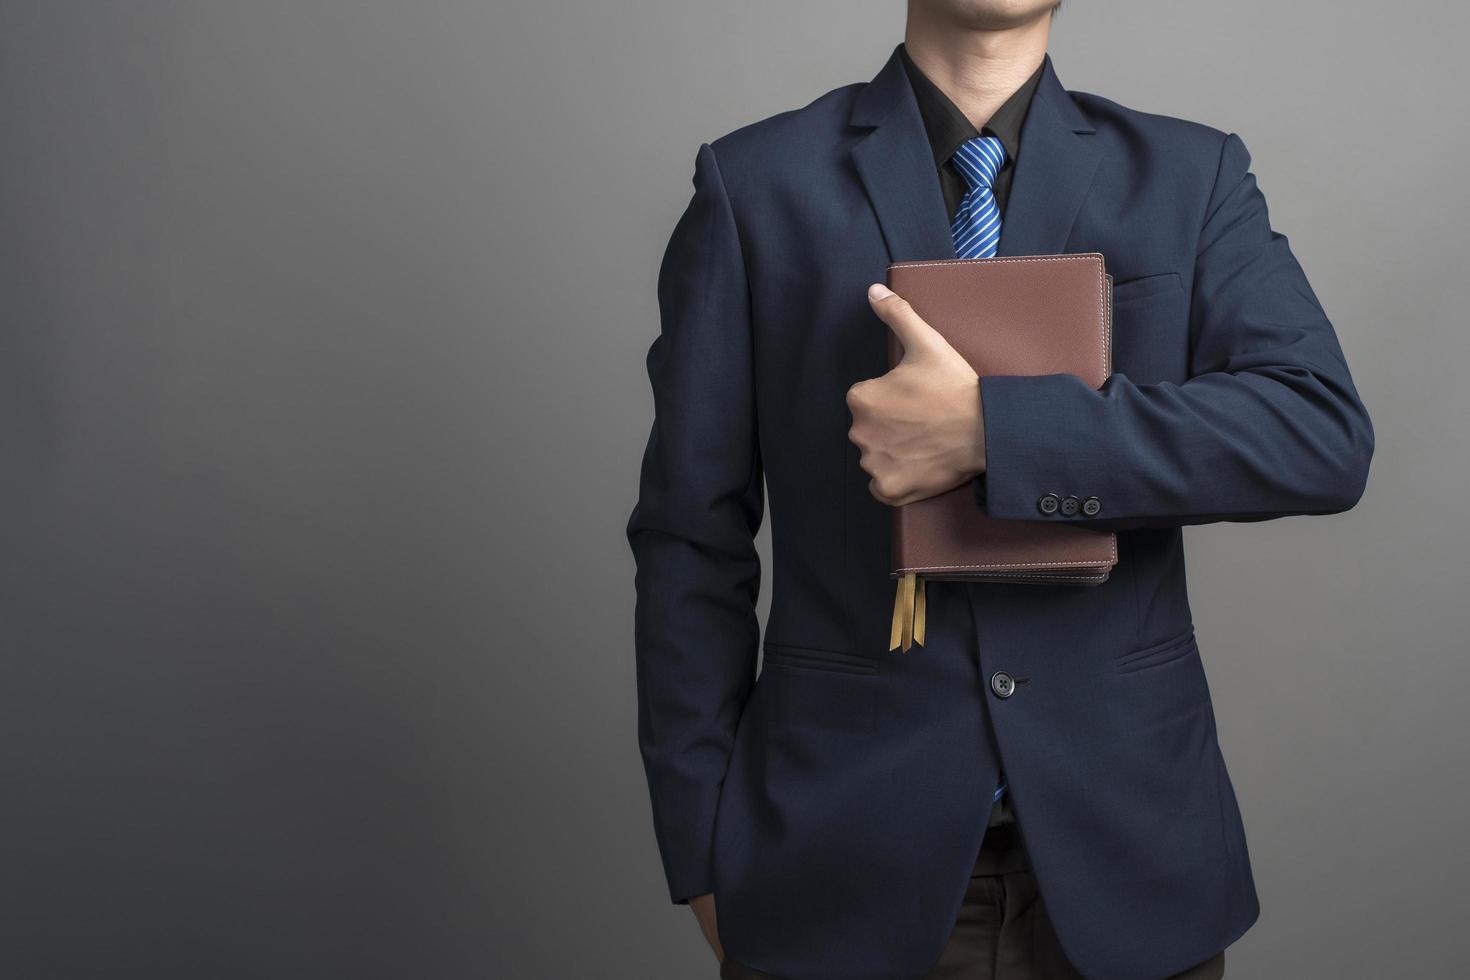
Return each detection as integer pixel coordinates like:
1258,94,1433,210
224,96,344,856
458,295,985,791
627,45,1373,980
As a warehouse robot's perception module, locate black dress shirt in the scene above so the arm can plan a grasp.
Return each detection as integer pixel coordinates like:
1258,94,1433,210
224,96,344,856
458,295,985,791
898,45,1043,502
898,44,1044,224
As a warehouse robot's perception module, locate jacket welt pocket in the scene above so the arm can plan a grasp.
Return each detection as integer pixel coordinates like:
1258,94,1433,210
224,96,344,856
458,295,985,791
1114,625,1197,674
762,641,878,676
1111,271,1183,305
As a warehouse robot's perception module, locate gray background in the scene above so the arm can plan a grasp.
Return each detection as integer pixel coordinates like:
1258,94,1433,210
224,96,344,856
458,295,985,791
1,1,1465,977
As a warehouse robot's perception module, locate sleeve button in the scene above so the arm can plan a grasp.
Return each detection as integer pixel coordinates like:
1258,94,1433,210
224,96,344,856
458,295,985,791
1037,493,1060,515
1082,496,1101,516
1060,495,1080,516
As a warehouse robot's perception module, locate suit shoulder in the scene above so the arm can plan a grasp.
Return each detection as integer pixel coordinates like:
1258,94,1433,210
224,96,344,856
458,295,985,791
707,79,861,156
1069,88,1237,185
695,80,861,191
1072,89,1230,153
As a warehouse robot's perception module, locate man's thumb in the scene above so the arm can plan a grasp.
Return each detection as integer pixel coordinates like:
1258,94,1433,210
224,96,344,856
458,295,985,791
868,283,940,358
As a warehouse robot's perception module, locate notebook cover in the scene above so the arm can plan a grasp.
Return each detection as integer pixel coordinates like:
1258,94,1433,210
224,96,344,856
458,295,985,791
885,253,1117,583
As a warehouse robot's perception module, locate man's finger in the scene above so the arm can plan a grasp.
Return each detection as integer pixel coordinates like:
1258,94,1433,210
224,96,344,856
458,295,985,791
867,282,941,358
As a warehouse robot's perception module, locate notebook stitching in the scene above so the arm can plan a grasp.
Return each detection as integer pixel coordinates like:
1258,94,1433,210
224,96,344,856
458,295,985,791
936,575,1108,583
888,254,1115,569
896,571,1107,579
897,551,1115,572
886,254,1107,385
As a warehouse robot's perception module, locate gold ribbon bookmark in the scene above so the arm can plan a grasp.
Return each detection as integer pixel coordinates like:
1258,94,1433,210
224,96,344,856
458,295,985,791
888,573,927,652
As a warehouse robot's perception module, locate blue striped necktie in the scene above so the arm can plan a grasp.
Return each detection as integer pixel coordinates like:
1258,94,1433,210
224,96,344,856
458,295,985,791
950,134,1006,260
950,134,1009,803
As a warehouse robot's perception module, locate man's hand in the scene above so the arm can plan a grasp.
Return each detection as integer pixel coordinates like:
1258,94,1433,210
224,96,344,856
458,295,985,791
847,282,987,507
688,893,723,962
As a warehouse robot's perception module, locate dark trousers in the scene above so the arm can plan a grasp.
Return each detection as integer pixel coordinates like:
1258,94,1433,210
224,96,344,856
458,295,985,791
720,794,1226,980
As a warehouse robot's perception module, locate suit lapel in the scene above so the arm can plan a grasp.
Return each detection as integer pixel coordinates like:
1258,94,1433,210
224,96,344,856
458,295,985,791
995,55,1100,257
849,45,957,263
848,45,1100,262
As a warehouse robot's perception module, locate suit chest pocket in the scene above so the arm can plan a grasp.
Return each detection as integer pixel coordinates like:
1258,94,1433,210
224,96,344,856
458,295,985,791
1112,271,1182,305
1110,272,1188,383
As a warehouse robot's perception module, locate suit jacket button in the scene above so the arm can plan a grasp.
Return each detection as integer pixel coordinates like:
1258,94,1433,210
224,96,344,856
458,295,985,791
1060,495,1080,516
990,671,1016,699
1037,493,1060,515
1082,496,1101,516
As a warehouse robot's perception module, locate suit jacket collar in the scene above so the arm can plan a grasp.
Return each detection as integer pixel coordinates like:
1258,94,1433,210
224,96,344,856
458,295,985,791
849,43,1101,262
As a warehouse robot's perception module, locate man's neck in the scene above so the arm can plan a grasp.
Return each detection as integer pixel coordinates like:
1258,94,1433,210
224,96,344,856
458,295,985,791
902,10,1051,132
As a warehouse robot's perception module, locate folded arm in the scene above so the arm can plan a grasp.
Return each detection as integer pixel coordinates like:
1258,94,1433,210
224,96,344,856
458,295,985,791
974,131,1374,532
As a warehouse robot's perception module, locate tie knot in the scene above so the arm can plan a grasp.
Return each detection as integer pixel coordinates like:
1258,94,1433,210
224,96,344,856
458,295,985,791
951,135,1006,192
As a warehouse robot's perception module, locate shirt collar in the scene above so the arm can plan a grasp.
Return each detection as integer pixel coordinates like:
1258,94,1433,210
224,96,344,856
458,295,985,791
898,43,1044,171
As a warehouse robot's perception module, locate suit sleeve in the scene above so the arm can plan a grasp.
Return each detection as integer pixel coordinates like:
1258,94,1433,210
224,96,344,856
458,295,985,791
973,131,1374,532
625,142,762,905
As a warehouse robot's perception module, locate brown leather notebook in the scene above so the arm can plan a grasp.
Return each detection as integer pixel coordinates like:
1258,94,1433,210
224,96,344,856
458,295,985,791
884,253,1118,650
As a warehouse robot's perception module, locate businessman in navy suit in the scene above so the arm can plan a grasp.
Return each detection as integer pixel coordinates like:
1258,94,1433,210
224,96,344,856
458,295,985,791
626,2,1374,977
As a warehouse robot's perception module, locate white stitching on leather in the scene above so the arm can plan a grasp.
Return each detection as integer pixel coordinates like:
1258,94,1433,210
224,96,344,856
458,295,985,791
886,254,1108,383
887,254,1116,568
896,554,1114,571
